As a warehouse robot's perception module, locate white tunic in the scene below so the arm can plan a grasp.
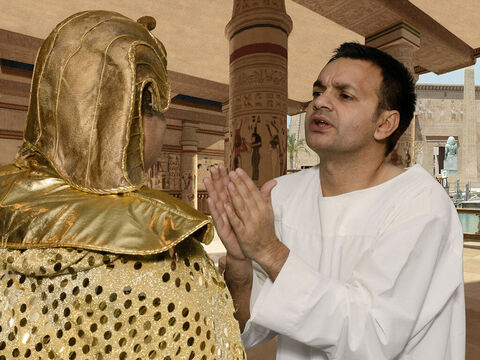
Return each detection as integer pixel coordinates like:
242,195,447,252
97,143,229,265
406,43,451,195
241,165,465,360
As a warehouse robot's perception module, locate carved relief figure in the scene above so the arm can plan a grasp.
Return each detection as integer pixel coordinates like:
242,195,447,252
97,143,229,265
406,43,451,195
266,123,279,176
181,172,193,192
267,120,285,177
233,119,248,169
251,125,262,180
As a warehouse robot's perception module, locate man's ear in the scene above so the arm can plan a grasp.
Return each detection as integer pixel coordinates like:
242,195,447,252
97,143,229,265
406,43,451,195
374,110,400,141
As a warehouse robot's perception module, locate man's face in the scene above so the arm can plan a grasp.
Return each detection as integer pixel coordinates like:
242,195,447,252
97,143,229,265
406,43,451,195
305,58,383,157
143,109,167,171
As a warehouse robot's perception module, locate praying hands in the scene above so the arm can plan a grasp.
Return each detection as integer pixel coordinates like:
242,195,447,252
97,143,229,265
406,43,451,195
204,165,289,281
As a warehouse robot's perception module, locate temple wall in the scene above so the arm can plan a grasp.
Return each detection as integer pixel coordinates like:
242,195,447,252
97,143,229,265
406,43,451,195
416,84,480,188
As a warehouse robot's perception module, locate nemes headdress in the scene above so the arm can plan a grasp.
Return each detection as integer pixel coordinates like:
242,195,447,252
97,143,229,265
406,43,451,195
20,10,170,194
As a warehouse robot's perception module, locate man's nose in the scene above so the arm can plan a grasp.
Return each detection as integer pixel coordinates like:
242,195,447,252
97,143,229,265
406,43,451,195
312,91,333,111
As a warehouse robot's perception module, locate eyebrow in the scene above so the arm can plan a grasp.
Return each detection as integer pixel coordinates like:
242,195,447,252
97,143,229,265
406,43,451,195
312,80,358,93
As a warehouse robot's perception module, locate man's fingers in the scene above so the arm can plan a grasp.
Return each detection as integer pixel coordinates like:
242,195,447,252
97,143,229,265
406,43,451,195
204,178,218,200
235,168,264,204
236,168,258,192
260,179,277,202
228,171,251,199
207,165,231,214
229,170,263,212
227,181,248,215
207,198,225,228
219,164,228,178
210,165,220,181
210,165,231,204
220,165,231,202
210,166,225,193
225,203,245,234
209,199,241,255
221,212,229,227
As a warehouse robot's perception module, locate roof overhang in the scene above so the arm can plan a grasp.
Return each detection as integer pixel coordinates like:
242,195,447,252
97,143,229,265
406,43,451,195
0,0,479,108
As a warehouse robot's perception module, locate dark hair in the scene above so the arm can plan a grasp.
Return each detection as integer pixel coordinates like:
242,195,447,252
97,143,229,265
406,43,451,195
328,42,416,155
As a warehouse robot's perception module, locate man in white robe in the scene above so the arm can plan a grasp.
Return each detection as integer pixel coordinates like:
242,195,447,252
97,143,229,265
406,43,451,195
205,42,465,360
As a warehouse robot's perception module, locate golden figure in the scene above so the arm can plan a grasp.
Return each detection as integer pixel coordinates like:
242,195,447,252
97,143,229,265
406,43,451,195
0,11,245,360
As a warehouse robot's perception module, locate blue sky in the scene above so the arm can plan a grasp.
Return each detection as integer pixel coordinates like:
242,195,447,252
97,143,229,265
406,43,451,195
418,59,480,85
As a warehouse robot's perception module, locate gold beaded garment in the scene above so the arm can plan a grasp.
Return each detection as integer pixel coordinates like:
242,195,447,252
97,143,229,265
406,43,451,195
0,10,246,360
0,241,245,360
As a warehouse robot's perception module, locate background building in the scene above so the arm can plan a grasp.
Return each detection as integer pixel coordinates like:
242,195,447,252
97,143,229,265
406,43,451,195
415,67,479,188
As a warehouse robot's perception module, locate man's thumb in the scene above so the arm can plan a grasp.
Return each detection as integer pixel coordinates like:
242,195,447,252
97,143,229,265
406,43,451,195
260,179,277,200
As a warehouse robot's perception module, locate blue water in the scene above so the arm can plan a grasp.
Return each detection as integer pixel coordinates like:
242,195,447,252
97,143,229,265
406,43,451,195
458,213,479,234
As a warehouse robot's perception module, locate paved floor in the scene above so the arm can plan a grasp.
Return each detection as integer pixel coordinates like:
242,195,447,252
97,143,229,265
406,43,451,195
464,245,480,359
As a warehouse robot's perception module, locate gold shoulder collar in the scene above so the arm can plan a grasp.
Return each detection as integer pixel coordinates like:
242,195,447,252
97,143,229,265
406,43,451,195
0,164,213,255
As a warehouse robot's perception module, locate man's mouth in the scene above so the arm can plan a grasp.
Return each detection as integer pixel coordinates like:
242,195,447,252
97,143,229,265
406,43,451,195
311,115,332,131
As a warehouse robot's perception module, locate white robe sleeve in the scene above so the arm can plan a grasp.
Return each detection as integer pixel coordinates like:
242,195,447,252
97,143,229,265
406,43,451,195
246,214,462,359
240,261,277,348
241,217,283,348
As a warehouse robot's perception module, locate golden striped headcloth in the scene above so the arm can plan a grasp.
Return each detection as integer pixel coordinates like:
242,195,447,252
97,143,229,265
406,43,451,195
20,10,170,194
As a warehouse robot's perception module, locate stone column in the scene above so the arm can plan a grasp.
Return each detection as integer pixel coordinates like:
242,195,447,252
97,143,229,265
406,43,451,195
366,22,420,168
222,102,231,168
225,0,292,185
180,121,198,208
462,66,477,182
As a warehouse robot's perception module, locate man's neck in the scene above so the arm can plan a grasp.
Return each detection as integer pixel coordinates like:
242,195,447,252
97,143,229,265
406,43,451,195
318,151,405,197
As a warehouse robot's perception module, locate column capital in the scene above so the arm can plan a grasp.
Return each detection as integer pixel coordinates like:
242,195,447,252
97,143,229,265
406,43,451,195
366,22,420,83
225,4,292,40
365,22,420,50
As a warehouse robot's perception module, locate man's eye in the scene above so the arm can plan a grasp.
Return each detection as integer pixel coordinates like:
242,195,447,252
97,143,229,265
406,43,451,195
340,93,352,100
312,91,322,98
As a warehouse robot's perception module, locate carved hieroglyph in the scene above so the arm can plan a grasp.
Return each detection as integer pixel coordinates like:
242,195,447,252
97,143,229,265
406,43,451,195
226,0,292,185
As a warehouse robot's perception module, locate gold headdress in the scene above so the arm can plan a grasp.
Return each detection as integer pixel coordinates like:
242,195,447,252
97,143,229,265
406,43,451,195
1,11,213,255
20,10,170,194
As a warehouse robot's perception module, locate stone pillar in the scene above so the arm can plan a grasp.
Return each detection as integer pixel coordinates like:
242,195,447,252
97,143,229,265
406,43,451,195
222,102,231,168
225,0,292,185
462,66,477,182
366,22,420,168
180,121,198,208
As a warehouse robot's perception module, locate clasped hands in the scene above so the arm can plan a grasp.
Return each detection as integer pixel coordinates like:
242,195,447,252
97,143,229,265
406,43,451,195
204,165,289,280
